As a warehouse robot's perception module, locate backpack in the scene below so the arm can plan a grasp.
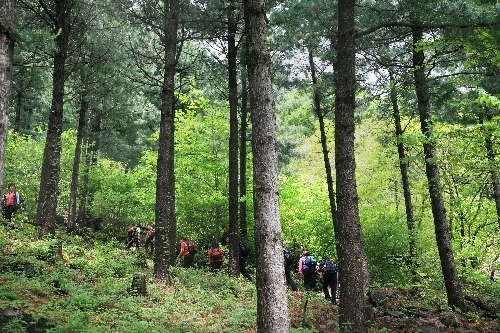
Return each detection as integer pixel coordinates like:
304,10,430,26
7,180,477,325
239,242,250,258
210,248,222,261
323,260,338,274
17,193,24,205
283,248,294,265
304,255,317,268
187,242,198,255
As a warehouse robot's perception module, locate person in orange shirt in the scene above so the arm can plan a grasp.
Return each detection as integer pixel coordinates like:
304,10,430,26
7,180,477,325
207,241,224,271
177,237,195,268
3,183,22,222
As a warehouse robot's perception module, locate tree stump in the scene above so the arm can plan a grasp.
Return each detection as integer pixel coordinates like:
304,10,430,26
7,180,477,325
129,273,147,296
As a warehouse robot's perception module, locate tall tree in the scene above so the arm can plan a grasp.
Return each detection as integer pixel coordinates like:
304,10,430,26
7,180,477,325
411,26,467,311
239,53,249,242
335,0,370,332
31,0,74,236
243,0,289,331
67,90,87,232
227,0,240,278
389,71,417,279
154,0,180,278
0,0,17,193
307,45,337,237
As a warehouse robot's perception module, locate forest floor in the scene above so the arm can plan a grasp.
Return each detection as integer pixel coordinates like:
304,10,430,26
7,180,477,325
1,222,500,333
286,287,500,333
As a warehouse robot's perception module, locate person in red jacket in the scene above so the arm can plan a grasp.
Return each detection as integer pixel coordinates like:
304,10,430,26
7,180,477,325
144,227,155,254
3,183,22,222
177,238,195,268
207,241,224,271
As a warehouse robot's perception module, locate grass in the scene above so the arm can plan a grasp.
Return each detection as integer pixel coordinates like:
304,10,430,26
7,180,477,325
0,221,328,333
5,221,498,333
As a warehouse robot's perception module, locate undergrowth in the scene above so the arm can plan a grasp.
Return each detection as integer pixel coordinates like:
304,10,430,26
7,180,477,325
0,221,320,333
5,221,498,332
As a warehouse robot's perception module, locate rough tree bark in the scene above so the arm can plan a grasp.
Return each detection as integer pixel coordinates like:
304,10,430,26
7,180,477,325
154,0,179,280
243,0,290,331
335,0,371,332
227,0,240,278
37,0,73,237
0,0,16,194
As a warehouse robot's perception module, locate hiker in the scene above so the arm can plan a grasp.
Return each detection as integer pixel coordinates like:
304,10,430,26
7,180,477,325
126,224,141,250
177,238,196,268
319,256,339,304
144,227,155,254
239,241,252,281
126,226,135,244
3,183,23,222
207,241,224,271
222,232,252,281
284,247,298,291
299,250,317,291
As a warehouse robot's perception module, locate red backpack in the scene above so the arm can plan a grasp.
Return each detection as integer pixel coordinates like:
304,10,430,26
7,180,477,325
210,248,222,261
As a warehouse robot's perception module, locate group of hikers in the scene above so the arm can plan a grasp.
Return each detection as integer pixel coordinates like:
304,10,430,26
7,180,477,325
284,248,340,304
2,183,338,300
125,225,339,302
176,235,253,281
126,224,156,253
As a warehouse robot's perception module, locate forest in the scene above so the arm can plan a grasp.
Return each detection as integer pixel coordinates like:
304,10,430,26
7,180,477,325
1,0,500,332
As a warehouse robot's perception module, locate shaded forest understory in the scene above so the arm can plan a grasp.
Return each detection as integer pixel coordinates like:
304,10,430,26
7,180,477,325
1,222,500,333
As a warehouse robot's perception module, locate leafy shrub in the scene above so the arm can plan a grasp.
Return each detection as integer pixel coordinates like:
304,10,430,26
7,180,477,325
1,317,26,333
0,287,19,301
71,292,98,311
46,311,92,333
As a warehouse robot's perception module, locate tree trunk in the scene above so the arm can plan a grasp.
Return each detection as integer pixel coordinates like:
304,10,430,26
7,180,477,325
154,0,179,280
67,93,87,233
37,0,72,237
239,51,249,243
307,45,337,237
227,0,240,278
411,26,467,312
335,0,370,332
243,0,289,331
0,0,16,195
76,142,90,228
389,72,417,280
77,112,100,228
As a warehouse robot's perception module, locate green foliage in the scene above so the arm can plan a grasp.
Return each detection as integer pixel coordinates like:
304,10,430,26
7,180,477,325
280,173,335,257
0,287,19,301
1,317,27,333
174,87,232,245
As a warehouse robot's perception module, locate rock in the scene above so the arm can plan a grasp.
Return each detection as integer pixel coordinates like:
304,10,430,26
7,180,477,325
129,273,147,296
0,308,54,332
419,327,440,333
435,319,445,330
454,329,479,333
439,311,458,327
386,310,404,318
0,307,23,317
370,289,389,307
